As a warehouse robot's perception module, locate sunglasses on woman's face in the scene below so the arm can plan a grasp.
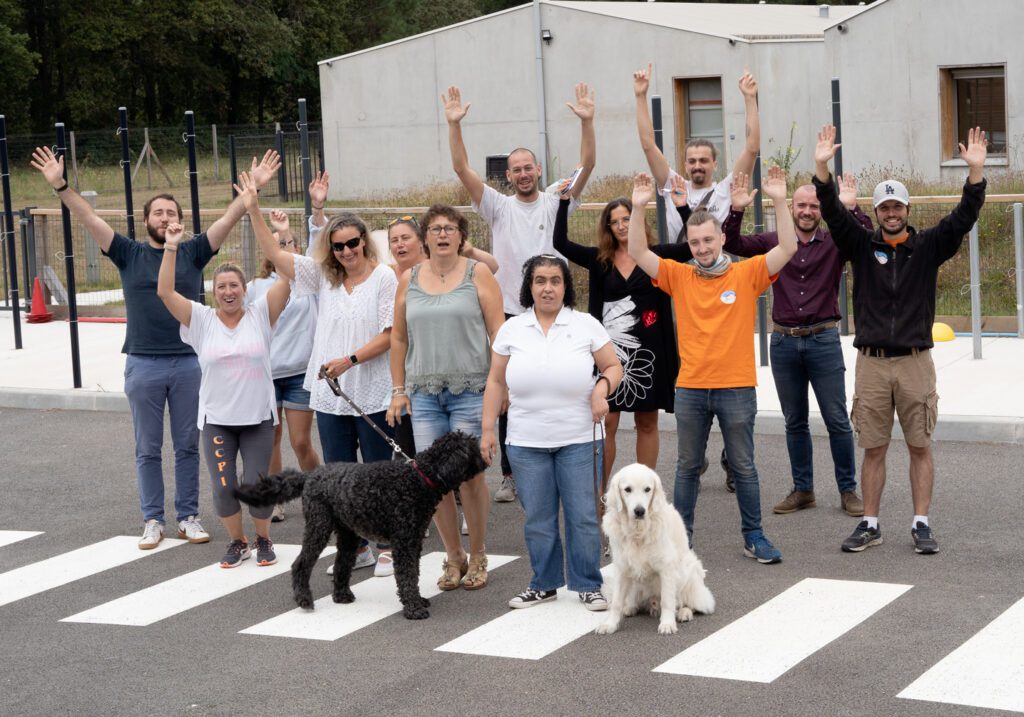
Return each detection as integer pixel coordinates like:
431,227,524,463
332,237,362,251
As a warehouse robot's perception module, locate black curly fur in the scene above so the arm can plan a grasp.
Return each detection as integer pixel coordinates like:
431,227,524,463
233,430,487,620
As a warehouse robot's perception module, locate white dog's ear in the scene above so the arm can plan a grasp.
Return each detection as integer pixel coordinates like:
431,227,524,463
605,472,624,515
650,468,668,512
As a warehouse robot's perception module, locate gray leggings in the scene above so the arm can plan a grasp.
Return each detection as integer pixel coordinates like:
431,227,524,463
201,419,275,520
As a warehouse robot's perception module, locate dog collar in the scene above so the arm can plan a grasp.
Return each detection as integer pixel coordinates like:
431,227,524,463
410,460,439,489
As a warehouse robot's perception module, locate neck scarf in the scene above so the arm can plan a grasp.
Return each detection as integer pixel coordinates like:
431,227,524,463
689,252,732,279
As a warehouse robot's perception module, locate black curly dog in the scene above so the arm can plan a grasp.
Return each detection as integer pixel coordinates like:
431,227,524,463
234,430,486,619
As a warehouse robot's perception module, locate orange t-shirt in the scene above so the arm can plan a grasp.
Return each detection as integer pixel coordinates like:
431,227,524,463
654,255,776,388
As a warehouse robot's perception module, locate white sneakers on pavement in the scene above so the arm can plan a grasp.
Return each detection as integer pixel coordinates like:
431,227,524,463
177,516,210,544
138,519,165,550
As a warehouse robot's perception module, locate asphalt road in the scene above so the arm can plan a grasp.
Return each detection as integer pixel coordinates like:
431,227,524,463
1,406,1021,717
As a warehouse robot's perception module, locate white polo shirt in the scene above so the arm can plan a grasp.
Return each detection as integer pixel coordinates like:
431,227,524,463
493,306,611,448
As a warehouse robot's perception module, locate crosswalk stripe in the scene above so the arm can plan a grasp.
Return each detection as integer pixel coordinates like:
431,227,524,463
897,596,1024,713
434,565,613,660
0,530,43,549
653,577,912,682
61,544,335,626
0,536,184,609
241,552,518,641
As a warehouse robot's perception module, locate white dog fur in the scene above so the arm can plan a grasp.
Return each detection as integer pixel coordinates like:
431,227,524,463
595,463,715,635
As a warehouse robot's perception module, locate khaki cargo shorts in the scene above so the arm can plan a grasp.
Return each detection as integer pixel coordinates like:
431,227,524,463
851,349,938,449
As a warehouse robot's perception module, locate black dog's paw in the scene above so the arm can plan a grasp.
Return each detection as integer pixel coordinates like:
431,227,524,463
420,596,431,608
403,605,430,620
294,591,315,611
333,587,355,604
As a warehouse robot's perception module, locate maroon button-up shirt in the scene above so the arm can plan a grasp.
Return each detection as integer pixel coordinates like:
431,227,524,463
721,207,873,327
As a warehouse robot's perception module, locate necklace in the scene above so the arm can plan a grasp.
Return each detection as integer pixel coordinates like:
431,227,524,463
432,258,459,284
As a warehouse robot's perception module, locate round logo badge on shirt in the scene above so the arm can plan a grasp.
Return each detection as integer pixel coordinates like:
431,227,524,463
720,290,737,305
874,250,889,265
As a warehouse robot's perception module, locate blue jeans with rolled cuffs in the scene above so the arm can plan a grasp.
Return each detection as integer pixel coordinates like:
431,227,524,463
674,387,764,542
507,440,604,593
410,388,484,448
770,328,857,494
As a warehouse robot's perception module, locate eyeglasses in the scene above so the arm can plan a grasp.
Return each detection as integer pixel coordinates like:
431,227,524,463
388,215,418,227
278,239,296,248
332,237,363,251
427,225,460,236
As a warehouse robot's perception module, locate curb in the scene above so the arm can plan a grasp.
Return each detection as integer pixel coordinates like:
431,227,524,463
0,387,129,413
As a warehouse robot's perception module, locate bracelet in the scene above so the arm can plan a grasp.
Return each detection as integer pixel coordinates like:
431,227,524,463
312,205,324,211
596,375,612,398
164,246,178,252
55,180,69,193
392,390,407,398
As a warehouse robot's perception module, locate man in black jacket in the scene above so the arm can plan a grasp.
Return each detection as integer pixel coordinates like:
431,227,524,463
812,123,988,556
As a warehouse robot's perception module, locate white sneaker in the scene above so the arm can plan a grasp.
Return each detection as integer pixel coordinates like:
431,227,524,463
327,546,376,575
374,551,395,577
271,504,285,523
176,516,210,544
461,513,469,536
138,519,164,550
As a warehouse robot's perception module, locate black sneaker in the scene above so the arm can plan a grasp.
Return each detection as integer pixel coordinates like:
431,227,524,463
220,539,251,568
841,521,882,552
911,522,939,554
508,588,558,609
254,535,277,566
579,591,608,611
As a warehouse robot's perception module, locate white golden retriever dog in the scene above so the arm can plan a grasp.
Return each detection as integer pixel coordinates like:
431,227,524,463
595,463,715,635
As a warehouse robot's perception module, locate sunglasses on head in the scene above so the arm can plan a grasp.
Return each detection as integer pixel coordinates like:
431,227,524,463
332,237,363,251
388,215,418,227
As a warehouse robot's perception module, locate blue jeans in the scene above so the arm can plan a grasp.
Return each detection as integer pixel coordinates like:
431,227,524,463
273,373,312,411
123,354,201,524
674,387,763,541
316,410,394,464
507,441,603,592
410,388,484,448
770,328,857,494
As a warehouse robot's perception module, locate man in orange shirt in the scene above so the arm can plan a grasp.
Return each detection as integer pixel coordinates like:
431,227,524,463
628,168,798,563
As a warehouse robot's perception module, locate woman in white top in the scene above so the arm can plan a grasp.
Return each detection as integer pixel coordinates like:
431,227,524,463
481,255,622,611
157,221,290,570
240,172,397,574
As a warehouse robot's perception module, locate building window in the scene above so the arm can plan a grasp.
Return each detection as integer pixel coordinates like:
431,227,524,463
673,77,725,178
939,66,1006,160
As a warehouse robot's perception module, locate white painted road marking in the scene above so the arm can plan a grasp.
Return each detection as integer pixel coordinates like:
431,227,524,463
0,536,184,609
898,597,1024,713
654,578,912,682
61,544,335,626
0,530,43,549
241,552,518,641
435,565,614,660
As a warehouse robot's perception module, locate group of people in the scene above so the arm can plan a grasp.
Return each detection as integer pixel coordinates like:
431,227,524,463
30,62,988,613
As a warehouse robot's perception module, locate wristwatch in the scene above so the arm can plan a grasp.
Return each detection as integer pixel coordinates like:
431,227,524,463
349,354,359,366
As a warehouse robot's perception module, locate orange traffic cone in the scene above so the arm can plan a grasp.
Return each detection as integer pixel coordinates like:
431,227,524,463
26,277,53,323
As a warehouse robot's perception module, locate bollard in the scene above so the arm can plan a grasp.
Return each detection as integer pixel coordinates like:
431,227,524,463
652,95,668,245
118,108,136,241
969,223,981,359
831,77,850,336
184,111,204,304
82,191,100,284
752,155,769,366
1,114,23,348
55,123,83,388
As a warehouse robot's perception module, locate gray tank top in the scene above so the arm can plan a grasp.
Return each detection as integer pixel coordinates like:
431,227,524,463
405,259,490,395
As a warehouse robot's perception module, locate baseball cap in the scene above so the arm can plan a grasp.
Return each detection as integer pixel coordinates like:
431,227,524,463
872,180,910,208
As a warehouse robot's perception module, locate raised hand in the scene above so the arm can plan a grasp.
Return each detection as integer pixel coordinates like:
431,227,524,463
269,209,290,233
164,222,185,249
669,174,689,208
632,173,655,207
250,150,282,189
814,124,841,166
762,164,788,203
567,82,595,121
232,171,260,211
730,170,758,210
837,174,859,209
959,126,988,168
738,70,758,99
308,170,329,208
633,63,652,97
442,86,471,124
30,146,65,189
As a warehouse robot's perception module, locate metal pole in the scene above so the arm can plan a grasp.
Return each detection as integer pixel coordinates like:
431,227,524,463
55,123,83,387
20,207,36,308
82,191,99,284
969,222,982,359
1014,202,1023,338
212,124,219,181
831,77,850,336
118,107,136,241
185,111,204,304
531,0,550,184
298,99,313,229
275,127,287,199
753,155,768,366
652,95,668,245
229,135,239,199
144,127,152,190
0,115,23,348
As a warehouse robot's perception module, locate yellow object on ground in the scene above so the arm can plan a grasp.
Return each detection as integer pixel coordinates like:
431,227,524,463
932,322,955,342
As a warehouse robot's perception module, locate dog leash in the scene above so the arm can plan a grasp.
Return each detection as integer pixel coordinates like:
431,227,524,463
318,367,439,489
592,419,607,523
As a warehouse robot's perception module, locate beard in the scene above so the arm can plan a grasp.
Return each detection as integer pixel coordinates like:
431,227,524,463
880,219,908,236
147,223,167,244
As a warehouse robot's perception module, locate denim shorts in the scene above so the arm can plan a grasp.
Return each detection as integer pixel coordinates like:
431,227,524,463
274,373,312,411
410,388,484,450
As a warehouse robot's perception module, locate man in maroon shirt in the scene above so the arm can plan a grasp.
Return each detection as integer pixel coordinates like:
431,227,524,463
722,172,868,518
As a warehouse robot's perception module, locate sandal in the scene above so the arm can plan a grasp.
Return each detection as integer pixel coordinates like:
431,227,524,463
437,555,469,591
462,553,489,591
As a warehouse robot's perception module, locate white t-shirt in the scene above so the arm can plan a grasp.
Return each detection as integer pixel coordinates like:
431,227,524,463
246,275,316,379
473,184,580,315
493,306,612,448
180,296,278,430
292,257,396,415
660,169,734,241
